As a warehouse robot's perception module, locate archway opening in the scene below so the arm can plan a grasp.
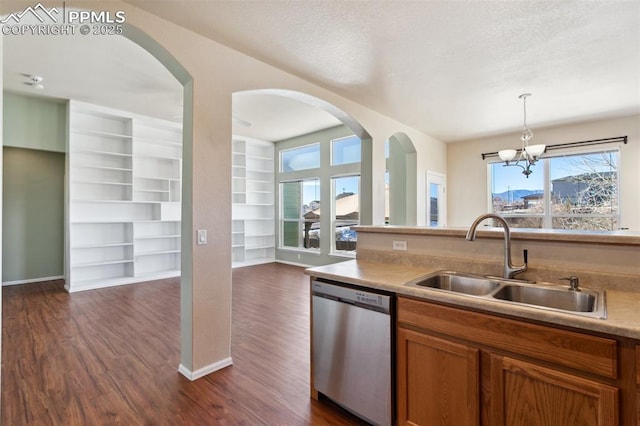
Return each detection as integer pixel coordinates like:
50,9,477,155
231,89,372,267
385,132,417,225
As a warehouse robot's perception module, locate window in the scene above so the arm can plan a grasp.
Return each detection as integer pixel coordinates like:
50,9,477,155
280,144,320,172
277,132,361,257
332,135,361,165
280,179,320,250
332,175,359,253
490,150,619,231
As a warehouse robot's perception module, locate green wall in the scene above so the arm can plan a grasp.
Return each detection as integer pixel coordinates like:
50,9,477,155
2,147,65,283
2,92,67,284
3,92,66,153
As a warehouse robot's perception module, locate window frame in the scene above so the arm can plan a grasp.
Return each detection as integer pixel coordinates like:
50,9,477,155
330,173,360,257
487,147,621,230
279,142,321,173
331,134,362,166
278,178,321,252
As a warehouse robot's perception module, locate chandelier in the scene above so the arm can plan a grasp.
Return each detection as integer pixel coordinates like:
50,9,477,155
498,93,546,178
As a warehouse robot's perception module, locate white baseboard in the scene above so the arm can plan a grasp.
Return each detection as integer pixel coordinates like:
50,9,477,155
178,357,233,381
2,275,65,286
275,259,312,268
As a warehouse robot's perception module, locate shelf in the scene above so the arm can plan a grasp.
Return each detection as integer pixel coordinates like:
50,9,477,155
246,245,275,251
247,154,272,161
134,189,170,193
134,136,182,147
247,179,273,184
136,154,181,161
73,165,132,172
72,128,132,139
71,220,133,224
72,259,134,268
135,235,180,240
72,180,133,186
72,242,133,249
133,270,181,280
134,219,181,223
73,149,133,158
135,249,180,257
134,175,180,182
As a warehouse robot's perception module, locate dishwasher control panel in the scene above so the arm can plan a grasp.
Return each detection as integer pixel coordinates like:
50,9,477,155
356,291,385,307
312,280,391,313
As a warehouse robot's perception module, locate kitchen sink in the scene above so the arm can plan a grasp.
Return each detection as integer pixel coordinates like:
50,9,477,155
408,271,501,296
404,270,606,319
493,284,597,313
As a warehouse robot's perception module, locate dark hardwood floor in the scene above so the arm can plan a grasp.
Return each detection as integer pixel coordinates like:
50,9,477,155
2,263,361,425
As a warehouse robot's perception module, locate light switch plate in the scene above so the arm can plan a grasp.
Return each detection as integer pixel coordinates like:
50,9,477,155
196,229,207,245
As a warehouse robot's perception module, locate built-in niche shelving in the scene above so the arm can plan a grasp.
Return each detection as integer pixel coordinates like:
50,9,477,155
66,101,182,292
231,137,275,267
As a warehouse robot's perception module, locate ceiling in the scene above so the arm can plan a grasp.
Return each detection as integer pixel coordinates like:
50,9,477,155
3,1,639,143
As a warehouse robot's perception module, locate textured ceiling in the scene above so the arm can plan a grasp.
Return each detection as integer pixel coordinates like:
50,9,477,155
3,1,639,143
2,14,183,122
125,0,640,142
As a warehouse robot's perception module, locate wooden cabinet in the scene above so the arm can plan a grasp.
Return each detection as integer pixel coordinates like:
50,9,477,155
397,296,625,426
397,327,479,425
637,346,640,424
491,355,617,426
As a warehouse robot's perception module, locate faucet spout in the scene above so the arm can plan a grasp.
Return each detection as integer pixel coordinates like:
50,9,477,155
466,213,527,279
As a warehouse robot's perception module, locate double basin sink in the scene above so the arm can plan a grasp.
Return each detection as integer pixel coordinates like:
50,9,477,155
405,271,607,319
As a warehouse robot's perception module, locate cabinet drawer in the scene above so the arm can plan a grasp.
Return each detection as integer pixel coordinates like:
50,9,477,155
397,296,617,379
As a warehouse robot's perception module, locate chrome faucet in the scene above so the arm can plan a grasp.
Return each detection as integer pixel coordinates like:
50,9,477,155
465,213,528,280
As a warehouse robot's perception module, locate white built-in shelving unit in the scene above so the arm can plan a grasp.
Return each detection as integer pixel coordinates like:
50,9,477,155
66,101,182,292
232,137,275,267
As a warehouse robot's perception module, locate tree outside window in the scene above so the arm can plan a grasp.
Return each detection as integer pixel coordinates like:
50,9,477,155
490,150,619,231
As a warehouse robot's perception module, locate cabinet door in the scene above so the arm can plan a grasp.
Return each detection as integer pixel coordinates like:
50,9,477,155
397,327,480,426
490,355,618,426
636,345,639,424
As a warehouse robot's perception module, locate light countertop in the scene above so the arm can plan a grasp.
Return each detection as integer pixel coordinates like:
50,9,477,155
305,259,640,340
353,225,640,246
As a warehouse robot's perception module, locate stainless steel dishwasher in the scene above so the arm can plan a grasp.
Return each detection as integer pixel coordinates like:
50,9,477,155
312,279,393,426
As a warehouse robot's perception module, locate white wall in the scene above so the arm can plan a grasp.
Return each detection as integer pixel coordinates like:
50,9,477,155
447,115,640,229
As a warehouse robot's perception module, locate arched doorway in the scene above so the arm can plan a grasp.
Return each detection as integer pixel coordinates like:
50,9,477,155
232,89,373,266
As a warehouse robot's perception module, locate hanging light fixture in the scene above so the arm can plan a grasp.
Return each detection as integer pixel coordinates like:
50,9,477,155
498,93,545,178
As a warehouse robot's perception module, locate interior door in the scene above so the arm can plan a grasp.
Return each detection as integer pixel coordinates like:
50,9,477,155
426,171,446,227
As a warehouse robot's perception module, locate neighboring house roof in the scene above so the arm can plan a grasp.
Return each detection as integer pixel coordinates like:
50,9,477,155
522,193,544,200
552,171,616,183
304,193,359,221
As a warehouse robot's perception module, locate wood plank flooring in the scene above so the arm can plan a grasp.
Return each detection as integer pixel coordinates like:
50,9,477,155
2,263,362,425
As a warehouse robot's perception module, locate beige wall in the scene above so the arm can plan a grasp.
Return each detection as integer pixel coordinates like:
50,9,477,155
447,115,640,229
356,229,640,291
0,1,446,375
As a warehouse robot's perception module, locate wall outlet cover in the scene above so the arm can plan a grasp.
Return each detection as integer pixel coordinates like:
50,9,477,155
392,240,408,251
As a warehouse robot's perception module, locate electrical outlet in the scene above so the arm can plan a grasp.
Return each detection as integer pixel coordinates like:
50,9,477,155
392,240,408,251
